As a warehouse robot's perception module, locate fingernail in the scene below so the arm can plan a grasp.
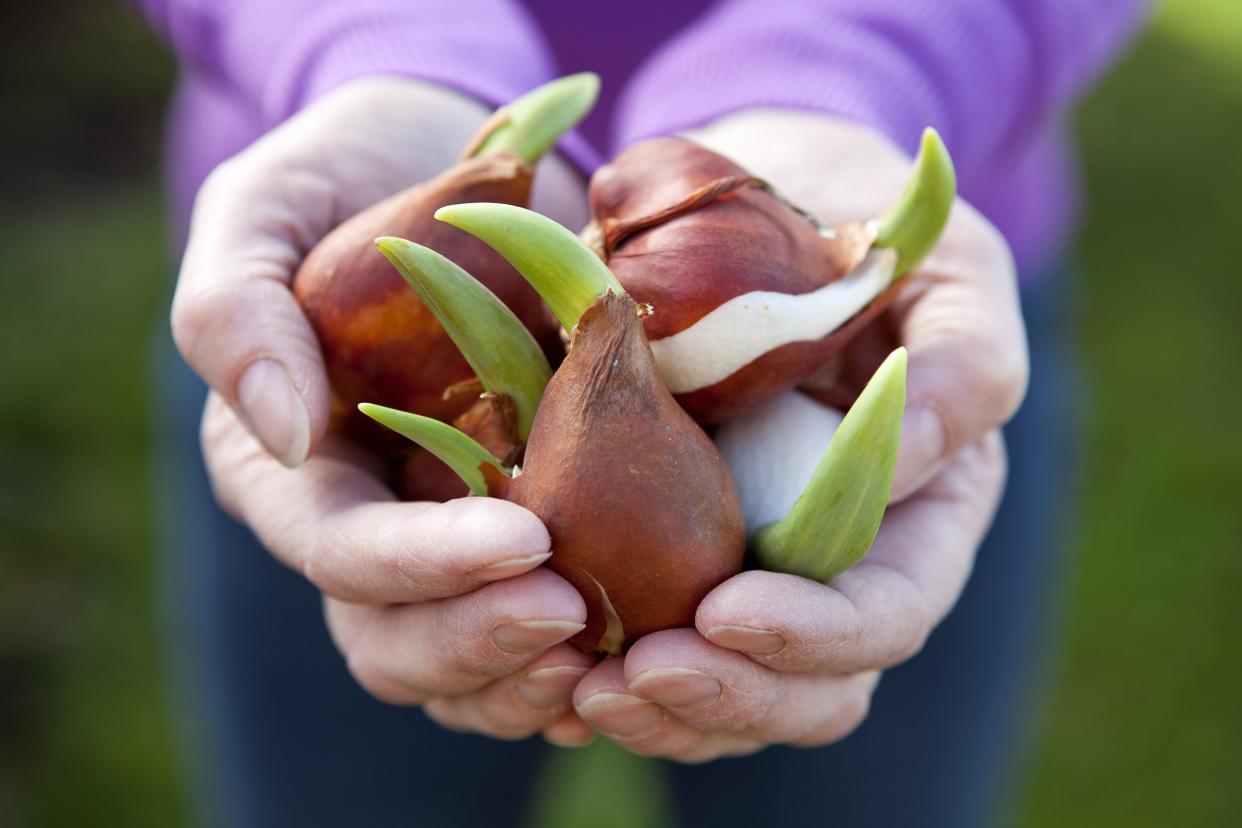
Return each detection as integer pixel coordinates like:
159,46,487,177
236,358,311,468
892,402,947,501
706,625,787,655
517,666,590,708
577,693,665,739
471,551,552,582
492,620,585,654
629,668,721,709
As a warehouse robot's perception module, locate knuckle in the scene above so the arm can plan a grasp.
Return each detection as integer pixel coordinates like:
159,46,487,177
346,649,424,706
394,514,463,591
949,202,1013,275
806,609,866,671
170,280,242,369
301,518,366,600
421,700,472,734
168,287,205,363
879,584,933,667
300,536,333,595
795,692,872,748
742,689,784,733
197,157,245,206
973,345,1029,427
825,691,872,743
889,625,930,666
974,431,1010,495
434,605,503,678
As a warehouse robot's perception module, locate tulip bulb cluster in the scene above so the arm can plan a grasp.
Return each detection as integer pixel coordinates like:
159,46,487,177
295,76,956,653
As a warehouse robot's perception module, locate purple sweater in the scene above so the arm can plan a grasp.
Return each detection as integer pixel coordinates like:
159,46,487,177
141,0,1146,272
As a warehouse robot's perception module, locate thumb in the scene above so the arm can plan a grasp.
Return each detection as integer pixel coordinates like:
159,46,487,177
889,203,1029,500
171,155,336,466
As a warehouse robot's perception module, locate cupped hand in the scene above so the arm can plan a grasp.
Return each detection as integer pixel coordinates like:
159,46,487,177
570,110,1025,759
572,430,1006,762
180,77,592,739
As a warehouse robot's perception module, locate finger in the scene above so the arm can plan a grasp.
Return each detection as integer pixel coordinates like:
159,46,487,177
622,629,877,746
202,394,552,603
541,711,596,748
171,150,339,467
328,568,586,704
420,645,595,740
890,202,1028,499
700,432,1007,674
573,658,760,762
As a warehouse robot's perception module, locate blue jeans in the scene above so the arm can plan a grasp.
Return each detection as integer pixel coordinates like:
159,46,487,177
156,269,1075,827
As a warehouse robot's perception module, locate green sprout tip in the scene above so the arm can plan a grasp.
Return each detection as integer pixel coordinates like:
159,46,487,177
435,202,625,331
753,348,908,581
358,403,509,496
375,236,551,441
873,128,956,276
471,73,601,165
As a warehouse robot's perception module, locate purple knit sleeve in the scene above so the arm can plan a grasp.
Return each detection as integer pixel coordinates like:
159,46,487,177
135,0,556,127
615,0,1149,185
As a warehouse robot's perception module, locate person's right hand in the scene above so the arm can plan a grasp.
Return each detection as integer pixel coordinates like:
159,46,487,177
176,77,597,745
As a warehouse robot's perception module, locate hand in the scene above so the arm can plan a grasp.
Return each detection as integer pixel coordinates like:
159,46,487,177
569,111,1025,759
179,77,593,741
572,431,1006,762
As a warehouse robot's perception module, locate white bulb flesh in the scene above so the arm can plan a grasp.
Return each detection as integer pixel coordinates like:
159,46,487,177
715,391,844,537
649,248,896,394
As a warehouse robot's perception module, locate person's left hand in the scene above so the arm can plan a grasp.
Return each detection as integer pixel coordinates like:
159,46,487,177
565,109,1020,759
569,430,1005,761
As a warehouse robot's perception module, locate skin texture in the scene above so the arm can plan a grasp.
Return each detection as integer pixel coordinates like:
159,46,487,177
175,82,1027,752
293,151,553,452
588,137,894,422
503,293,746,654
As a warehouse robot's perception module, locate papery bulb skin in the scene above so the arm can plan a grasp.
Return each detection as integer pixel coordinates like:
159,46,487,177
506,292,746,654
588,138,901,423
294,154,556,450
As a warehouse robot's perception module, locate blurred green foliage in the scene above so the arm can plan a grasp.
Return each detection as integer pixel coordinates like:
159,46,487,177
0,1,1238,826
1018,2,1242,824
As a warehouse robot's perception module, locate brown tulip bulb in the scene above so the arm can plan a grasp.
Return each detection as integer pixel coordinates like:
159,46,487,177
292,73,601,458
586,132,952,423
293,155,551,450
502,292,746,654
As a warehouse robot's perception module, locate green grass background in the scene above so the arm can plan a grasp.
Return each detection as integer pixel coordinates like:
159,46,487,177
0,1,1238,825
